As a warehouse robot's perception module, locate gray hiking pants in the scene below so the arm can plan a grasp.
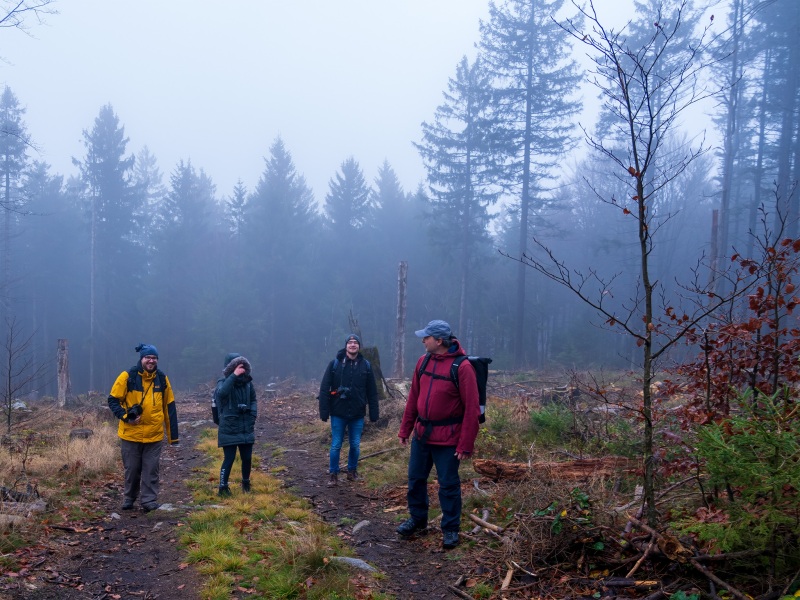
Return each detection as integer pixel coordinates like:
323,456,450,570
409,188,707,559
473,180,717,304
120,439,162,506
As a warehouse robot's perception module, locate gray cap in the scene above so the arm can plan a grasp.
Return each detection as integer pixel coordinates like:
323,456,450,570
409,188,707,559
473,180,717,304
344,334,361,347
414,319,452,339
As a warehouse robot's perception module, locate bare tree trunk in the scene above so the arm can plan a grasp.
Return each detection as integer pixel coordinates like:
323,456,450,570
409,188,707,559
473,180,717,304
709,209,719,291
2,169,10,325
57,338,71,408
393,261,408,378
89,191,96,392
717,0,743,260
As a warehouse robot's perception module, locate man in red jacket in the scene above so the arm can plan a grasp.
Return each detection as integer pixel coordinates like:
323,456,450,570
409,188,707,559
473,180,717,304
397,319,480,549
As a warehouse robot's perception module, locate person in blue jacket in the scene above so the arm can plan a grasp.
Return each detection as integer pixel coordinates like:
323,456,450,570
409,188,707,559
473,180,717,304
212,353,257,496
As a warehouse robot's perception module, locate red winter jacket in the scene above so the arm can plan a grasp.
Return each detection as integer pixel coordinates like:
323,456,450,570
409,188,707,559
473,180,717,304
398,339,480,455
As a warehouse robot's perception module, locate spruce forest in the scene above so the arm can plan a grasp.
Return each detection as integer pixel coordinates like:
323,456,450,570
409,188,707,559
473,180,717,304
0,0,795,392
1,0,800,597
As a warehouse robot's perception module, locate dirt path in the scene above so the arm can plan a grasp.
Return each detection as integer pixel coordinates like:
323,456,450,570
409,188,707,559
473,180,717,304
261,395,474,600
1,394,475,600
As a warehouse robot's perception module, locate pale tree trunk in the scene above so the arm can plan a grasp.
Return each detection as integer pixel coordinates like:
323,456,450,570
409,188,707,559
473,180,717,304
774,10,800,238
717,0,743,262
746,61,770,260
709,210,719,290
57,338,71,408
514,18,536,369
392,261,408,378
89,191,96,392
2,169,10,324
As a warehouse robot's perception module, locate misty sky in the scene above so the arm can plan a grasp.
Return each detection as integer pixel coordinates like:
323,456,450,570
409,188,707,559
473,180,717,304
3,0,629,203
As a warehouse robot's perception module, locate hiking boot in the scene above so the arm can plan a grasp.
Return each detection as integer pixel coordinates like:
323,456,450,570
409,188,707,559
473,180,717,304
442,530,460,549
242,480,251,493
346,470,359,482
396,517,427,538
121,500,135,511
218,486,232,498
327,473,338,487
141,502,160,513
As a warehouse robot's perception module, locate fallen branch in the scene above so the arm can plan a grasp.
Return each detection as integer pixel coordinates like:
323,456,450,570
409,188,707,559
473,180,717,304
600,578,659,588
501,567,514,590
693,549,763,562
626,537,655,578
510,560,537,578
627,516,748,600
468,513,505,533
471,509,490,534
357,446,404,461
472,479,490,496
689,558,749,600
447,584,475,599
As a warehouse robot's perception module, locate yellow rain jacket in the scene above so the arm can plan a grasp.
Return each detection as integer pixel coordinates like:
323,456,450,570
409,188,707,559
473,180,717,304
108,367,179,444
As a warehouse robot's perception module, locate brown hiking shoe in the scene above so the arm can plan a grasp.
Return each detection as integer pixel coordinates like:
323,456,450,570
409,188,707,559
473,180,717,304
327,473,338,487
346,470,359,481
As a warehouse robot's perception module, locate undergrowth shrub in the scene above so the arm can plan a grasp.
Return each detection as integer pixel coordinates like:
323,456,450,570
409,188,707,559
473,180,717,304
528,405,573,447
677,390,800,572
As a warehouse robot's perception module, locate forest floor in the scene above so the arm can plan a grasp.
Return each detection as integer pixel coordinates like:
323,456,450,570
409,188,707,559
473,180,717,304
2,383,764,600
0,391,491,600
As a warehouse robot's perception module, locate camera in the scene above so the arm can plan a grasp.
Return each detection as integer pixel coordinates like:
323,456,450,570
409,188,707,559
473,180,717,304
126,403,143,420
237,404,250,414
335,386,351,400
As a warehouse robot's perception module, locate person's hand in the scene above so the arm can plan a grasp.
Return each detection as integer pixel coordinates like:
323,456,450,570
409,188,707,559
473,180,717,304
399,437,408,446
320,416,328,422
234,364,246,376
130,416,141,425
455,451,470,460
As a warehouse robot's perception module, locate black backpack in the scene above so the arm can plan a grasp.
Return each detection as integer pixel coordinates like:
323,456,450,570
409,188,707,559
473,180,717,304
331,356,372,377
417,354,492,423
126,366,168,395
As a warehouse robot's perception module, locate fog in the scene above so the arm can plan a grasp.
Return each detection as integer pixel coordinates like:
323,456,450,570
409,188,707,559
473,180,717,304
4,0,494,202
0,0,796,397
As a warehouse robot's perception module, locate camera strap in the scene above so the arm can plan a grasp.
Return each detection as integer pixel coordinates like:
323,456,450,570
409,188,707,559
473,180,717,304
331,357,359,391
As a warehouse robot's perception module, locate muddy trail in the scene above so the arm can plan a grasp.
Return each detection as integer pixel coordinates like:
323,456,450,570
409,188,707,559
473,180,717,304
1,393,479,600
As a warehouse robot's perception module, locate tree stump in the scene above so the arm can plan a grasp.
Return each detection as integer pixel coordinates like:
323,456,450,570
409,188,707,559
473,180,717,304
69,428,94,440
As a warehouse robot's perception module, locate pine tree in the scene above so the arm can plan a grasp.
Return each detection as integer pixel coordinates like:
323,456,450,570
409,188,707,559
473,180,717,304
74,105,139,389
243,137,320,376
227,179,248,235
324,156,373,238
479,0,582,367
21,162,86,395
415,56,501,335
147,160,217,381
0,86,30,324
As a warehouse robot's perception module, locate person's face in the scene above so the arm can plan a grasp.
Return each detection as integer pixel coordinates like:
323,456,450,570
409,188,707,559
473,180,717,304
141,355,158,372
345,339,360,358
422,335,443,354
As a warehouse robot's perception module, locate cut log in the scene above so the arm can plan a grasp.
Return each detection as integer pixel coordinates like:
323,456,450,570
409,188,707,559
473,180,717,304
473,456,639,482
473,459,529,481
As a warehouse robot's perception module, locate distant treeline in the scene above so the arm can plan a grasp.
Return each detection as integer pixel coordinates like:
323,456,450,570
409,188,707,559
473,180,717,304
0,0,797,395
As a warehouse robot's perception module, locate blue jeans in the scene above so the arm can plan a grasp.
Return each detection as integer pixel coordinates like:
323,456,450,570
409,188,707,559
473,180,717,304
407,438,462,532
329,416,364,474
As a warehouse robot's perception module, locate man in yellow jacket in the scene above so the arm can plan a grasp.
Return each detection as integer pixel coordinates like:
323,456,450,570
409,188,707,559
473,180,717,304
108,343,179,512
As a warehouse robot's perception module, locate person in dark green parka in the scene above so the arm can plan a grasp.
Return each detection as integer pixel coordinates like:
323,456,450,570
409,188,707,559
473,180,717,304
212,353,257,496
